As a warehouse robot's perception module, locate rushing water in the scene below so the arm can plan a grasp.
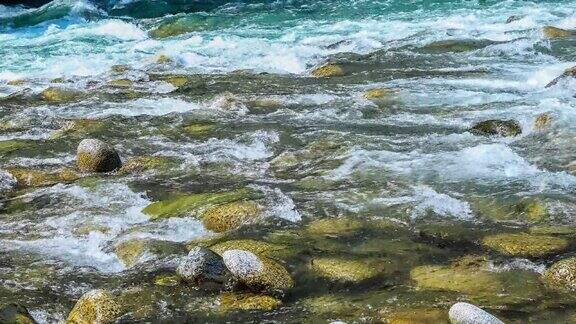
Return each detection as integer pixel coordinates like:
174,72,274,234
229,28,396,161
1,0,576,323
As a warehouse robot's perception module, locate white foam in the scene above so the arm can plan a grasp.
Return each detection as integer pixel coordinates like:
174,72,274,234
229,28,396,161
411,185,473,220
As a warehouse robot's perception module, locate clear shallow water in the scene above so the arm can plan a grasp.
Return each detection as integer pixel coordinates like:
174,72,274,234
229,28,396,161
1,0,576,323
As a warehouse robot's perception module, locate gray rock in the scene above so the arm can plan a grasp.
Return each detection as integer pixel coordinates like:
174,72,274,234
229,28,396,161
0,170,17,194
76,139,122,172
222,249,264,278
470,119,521,137
449,302,504,324
177,247,228,283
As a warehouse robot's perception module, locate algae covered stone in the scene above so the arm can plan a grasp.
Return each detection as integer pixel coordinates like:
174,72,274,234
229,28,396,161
67,289,121,324
0,140,32,155
542,257,576,292
481,232,568,258
471,119,521,137
177,246,229,284
210,239,295,259
410,256,542,305
311,63,345,77
183,122,215,137
309,257,383,283
51,119,106,140
142,188,258,220
534,113,552,132
384,308,448,324
40,87,81,103
219,293,281,312
306,217,364,237
543,26,574,39
114,238,186,268
118,156,174,174
201,200,262,233
0,303,37,324
76,139,122,173
222,250,293,293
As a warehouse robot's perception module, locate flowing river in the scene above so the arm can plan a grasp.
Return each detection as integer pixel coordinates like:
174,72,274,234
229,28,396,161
1,0,576,322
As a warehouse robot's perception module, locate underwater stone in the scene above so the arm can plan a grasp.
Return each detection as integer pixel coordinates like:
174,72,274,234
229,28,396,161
219,293,281,312
306,217,364,236
542,257,576,292
309,257,382,283
66,289,121,324
311,63,345,77
76,139,122,173
210,239,296,259
177,246,229,284
0,303,38,324
51,119,106,140
114,238,186,268
118,156,174,174
533,113,552,132
481,232,568,258
0,139,32,155
40,87,81,103
542,26,574,39
448,302,504,324
385,308,448,324
470,119,521,137
201,200,262,233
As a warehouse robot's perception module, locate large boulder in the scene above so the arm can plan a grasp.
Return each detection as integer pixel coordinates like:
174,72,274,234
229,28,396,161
542,26,574,39
470,120,521,137
66,289,121,324
177,247,229,284
481,232,568,258
76,139,122,173
448,302,504,324
0,303,37,324
222,250,293,294
542,257,576,292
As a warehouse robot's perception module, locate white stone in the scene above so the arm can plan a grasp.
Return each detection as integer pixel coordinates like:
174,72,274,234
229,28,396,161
222,249,263,278
449,302,504,324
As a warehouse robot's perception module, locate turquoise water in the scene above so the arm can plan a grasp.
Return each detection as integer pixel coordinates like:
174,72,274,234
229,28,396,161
1,0,576,323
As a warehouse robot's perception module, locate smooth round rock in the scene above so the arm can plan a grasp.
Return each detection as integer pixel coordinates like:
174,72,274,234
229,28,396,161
76,139,122,173
222,250,264,278
448,302,504,324
177,247,228,283
542,257,576,292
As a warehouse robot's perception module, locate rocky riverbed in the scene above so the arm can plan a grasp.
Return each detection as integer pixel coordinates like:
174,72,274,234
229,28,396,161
1,0,576,323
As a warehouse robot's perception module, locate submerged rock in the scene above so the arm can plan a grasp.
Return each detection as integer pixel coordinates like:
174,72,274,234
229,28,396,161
114,239,186,268
177,247,229,284
142,188,258,220
545,66,576,88
448,302,504,324
533,113,552,132
0,303,37,324
311,63,346,77
384,308,448,324
201,200,262,233
50,119,105,140
470,119,521,137
410,255,542,305
67,289,121,324
222,250,293,294
309,257,383,283
76,139,122,173
0,139,32,155
219,293,281,312
542,257,576,292
40,87,82,103
6,167,80,188
306,217,364,237
118,156,174,174
209,239,296,259
364,88,393,100
481,232,568,258
471,197,549,224
542,26,574,39
183,122,215,137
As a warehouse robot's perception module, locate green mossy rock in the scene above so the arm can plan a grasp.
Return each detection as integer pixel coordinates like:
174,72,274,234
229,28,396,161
154,274,181,287
543,26,574,39
311,63,345,77
305,217,364,237
529,225,576,236
293,176,340,191
114,238,187,268
481,233,568,258
66,289,121,324
470,119,521,137
7,167,80,188
410,255,542,305
269,138,344,178
107,79,133,88
219,293,281,312
183,122,215,137
142,188,259,220
0,140,32,155
542,257,576,292
40,87,82,103
209,239,295,259
201,200,262,233
309,257,385,283
116,287,158,320
383,308,449,324
534,113,552,132
118,156,175,174
364,88,393,100
471,198,549,224
0,303,37,324
149,16,227,39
